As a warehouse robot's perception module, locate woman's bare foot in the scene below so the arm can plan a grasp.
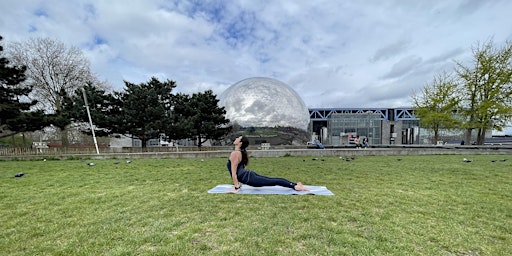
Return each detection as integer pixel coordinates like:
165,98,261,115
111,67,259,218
294,182,310,191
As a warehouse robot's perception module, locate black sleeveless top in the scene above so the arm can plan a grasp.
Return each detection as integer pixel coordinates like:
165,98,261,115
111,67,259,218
226,159,249,181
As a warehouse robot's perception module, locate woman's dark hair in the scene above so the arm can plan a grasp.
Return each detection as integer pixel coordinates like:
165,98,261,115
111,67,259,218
240,136,249,166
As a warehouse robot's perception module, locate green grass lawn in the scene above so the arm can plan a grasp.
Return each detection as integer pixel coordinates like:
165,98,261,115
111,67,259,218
1,154,511,255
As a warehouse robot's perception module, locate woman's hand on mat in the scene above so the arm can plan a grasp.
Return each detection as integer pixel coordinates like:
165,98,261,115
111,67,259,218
227,189,239,193
228,184,241,193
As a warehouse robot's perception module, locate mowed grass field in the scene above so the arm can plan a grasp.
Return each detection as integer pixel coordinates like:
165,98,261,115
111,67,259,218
1,154,511,255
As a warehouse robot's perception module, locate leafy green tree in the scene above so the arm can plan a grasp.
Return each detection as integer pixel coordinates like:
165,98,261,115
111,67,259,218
168,90,231,149
455,40,512,144
411,72,461,144
115,77,176,150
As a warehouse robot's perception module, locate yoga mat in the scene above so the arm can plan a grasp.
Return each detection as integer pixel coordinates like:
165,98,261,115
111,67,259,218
208,184,334,196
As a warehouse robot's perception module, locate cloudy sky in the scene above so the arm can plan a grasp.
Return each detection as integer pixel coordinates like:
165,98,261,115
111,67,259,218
1,0,511,112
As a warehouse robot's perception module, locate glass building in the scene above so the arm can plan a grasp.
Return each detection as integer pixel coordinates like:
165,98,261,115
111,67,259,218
309,108,420,146
327,113,382,145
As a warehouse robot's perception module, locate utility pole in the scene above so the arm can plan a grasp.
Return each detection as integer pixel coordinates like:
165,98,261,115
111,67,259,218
81,88,100,154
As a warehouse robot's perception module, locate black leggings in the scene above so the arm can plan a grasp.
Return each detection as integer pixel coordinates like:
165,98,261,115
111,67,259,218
238,169,297,189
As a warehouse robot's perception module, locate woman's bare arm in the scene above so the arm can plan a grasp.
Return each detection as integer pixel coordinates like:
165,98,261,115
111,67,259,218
229,151,242,190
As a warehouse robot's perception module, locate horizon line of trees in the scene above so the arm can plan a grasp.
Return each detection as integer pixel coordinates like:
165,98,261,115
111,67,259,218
3,35,512,148
1,35,231,149
412,39,512,145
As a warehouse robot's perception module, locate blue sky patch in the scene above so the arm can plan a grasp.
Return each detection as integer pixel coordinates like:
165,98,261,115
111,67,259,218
33,8,48,18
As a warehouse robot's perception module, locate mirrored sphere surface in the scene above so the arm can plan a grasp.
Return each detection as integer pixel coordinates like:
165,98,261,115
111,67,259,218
219,77,310,130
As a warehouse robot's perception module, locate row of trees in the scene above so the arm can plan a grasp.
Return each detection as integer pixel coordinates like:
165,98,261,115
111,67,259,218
1,35,231,149
64,79,231,149
412,40,512,144
4,34,511,147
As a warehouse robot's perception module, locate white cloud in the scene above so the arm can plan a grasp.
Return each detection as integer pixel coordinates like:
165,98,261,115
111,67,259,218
1,0,511,117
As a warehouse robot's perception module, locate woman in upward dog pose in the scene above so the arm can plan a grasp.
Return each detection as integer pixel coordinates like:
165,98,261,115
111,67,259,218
226,136,309,193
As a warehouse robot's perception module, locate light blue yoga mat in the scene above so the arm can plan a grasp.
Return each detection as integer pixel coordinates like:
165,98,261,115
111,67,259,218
208,184,334,196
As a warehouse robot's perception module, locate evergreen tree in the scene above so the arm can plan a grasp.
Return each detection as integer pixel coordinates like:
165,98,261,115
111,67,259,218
166,93,193,142
169,90,231,149
5,110,48,144
115,77,176,150
65,82,122,137
0,35,41,139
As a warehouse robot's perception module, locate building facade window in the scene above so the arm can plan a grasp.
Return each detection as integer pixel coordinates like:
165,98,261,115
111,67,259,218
327,113,382,145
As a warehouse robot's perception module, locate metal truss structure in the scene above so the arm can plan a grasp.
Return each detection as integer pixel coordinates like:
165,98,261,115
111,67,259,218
309,108,418,121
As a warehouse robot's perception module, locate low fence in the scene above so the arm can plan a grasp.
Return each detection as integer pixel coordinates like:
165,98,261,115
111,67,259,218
0,145,229,158
1,144,511,161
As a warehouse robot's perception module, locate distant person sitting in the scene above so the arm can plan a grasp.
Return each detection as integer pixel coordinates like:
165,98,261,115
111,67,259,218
362,137,369,148
314,140,324,149
354,136,362,149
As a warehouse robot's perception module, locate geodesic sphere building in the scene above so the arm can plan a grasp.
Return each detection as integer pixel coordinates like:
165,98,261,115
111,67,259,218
219,77,310,130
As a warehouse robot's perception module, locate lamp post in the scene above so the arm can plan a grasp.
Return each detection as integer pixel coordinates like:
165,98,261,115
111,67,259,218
81,87,100,155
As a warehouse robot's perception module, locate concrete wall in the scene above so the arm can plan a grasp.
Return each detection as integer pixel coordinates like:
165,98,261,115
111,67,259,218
381,121,403,145
3,146,511,160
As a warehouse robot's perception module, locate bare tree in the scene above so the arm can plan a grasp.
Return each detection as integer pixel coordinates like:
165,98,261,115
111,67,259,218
7,37,104,113
6,37,109,147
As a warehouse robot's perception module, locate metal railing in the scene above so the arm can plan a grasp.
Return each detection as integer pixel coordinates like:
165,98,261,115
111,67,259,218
0,146,230,157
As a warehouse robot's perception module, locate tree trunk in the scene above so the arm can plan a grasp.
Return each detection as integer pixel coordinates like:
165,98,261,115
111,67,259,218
465,128,473,145
433,129,439,145
197,136,202,151
22,133,26,146
61,129,69,148
477,128,486,145
141,138,147,152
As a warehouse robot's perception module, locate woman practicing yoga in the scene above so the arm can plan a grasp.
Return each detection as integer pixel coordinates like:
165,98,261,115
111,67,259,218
226,136,309,193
